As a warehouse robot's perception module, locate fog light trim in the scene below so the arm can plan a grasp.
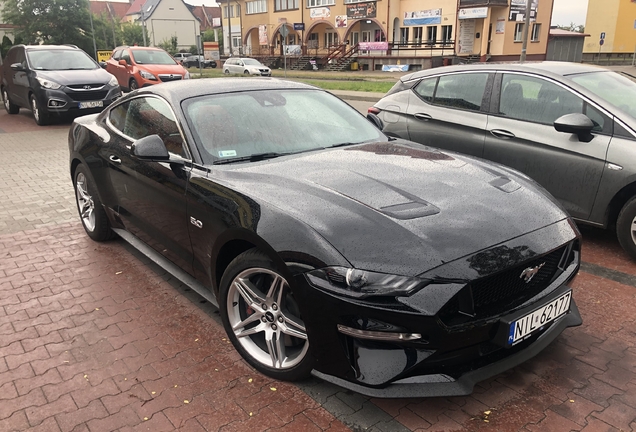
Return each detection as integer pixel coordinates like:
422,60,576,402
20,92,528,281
337,324,422,341
48,99,67,108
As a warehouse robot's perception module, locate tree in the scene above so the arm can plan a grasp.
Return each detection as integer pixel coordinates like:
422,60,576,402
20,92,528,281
0,0,94,53
157,36,178,55
557,22,585,33
1,35,12,57
120,22,147,46
91,12,123,50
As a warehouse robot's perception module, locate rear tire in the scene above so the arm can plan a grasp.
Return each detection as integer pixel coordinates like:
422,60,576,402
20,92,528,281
30,94,49,126
2,88,19,114
616,196,636,260
224,69,230,75
74,164,116,242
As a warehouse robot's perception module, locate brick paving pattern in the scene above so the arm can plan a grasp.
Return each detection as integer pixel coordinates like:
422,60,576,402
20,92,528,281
1,109,635,431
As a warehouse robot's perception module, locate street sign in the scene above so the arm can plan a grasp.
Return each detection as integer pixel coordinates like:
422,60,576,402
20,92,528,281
96,50,112,63
280,24,289,38
600,32,606,39
293,23,305,31
599,39,605,46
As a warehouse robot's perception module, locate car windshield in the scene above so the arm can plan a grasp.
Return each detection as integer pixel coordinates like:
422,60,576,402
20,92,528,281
131,49,177,65
184,89,386,164
569,71,636,118
243,59,262,66
27,50,97,71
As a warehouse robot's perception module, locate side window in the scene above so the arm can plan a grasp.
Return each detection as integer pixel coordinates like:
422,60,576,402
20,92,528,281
433,73,488,111
583,103,608,133
122,97,186,157
112,50,121,60
15,49,27,68
5,47,16,65
109,101,130,132
414,77,437,102
121,50,131,65
499,74,587,127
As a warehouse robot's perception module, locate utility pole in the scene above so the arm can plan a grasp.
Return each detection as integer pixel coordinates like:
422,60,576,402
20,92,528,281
519,0,532,62
227,0,232,55
141,3,147,47
88,11,98,61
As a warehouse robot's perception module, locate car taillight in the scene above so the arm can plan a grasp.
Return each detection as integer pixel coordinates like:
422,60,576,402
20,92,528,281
368,106,381,115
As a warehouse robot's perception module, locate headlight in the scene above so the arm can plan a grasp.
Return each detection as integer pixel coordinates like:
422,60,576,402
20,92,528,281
306,267,428,299
139,70,157,80
184,71,190,80
35,77,61,89
108,75,118,87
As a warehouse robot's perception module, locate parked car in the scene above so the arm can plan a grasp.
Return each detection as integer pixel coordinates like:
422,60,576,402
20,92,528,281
183,55,217,69
371,62,636,260
1,44,121,125
105,46,189,91
223,57,271,76
172,53,190,64
68,78,582,397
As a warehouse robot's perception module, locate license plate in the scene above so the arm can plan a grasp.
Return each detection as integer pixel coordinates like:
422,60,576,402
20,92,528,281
79,101,103,109
508,290,572,346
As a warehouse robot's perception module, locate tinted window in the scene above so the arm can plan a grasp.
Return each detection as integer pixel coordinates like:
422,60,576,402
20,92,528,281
569,71,636,118
27,49,96,70
109,97,186,157
433,73,488,111
112,50,122,60
15,48,26,68
500,74,584,125
414,77,437,102
131,49,176,65
121,50,131,64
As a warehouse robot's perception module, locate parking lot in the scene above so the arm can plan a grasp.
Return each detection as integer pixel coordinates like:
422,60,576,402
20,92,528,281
0,101,635,432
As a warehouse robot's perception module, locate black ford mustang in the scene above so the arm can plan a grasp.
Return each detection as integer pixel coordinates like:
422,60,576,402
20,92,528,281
68,78,582,397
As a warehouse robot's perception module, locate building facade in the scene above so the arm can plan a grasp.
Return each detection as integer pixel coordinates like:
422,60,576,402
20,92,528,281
125,0,201,49
222,0,554,69
583,0,636,57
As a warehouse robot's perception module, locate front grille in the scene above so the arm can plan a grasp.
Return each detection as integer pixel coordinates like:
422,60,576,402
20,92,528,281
158,75,183,83
66,90,108,101
440,244,573,326
66,84,105,90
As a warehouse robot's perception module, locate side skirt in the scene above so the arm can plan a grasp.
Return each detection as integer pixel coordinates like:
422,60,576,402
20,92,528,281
111,228,219,308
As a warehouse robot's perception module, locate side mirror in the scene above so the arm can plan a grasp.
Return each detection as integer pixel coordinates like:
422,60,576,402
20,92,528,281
366,113,384,131
118,59,128,66
131,135,169,160
99,61,107,69
10,63,25,71
554,113,594,142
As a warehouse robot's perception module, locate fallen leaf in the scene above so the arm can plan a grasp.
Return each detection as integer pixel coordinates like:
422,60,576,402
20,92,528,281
270,387,277,391
116,271,122,275
248,378,253,383
484,419,489,423
63,360,69,363
184,400,189,404
143,417,148,421
95,308,100,311
215,369,218,372
151,391,156,395
569,399,575,403
249,412,253,416
83,375,88,379
484,410,491,415
195,338,199,342
124,378,127,381
174,385,178,388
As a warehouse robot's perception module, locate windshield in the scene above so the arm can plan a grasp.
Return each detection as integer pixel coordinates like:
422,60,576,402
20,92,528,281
243,59,262,66
569,71,636,118
27,50,97,71
131,49,177,65
184,89,386,164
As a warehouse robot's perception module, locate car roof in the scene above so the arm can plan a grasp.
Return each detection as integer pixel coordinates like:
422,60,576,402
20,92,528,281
116,46,166,51
400,61,610,82
23,45,81,51
135,78,317,102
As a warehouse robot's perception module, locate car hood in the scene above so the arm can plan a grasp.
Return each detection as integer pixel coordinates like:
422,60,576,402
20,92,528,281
220,141,569,276
134,64,187,75
35,69,114,86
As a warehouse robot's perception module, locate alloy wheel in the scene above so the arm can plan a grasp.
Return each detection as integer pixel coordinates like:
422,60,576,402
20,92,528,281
75,172,96,232
226,268,309,369
3,90,9,111
630,216,636,245
31,97,39,122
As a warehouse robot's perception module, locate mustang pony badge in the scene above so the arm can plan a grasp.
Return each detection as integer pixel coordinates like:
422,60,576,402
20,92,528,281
520,262,545,283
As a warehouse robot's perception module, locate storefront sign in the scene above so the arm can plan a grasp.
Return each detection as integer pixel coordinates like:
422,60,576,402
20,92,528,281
382,64,409,72
346,2,376,19
293,23,305,31
336,15,348,28
310,7,330,20
458,19,475,54
403,9,442,26
509,0,538,22
359,41,388,50
458,7,488,19
284,45,302,55
258,25,268,45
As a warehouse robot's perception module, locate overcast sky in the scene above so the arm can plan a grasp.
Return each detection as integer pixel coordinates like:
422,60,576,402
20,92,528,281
97,0,589,26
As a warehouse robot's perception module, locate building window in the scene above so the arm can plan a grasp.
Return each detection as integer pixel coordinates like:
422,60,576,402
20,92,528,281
426,26,437,45
531,23,541,41
275,0,298,11
514,23,524,42
308,32,318,48
235,4,240,15
223,5,235,17
343,0,367,3
441,25,452,44
324,31,339,48
307,0,334,7
246,0,267,14
400,27,409,44
232,36,241,47
413,27,423,47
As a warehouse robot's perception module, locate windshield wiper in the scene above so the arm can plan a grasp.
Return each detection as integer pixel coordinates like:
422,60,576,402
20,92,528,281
213,152,285,165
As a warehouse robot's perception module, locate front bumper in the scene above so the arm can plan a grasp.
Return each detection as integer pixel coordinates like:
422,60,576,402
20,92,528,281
38,86,121,115
293,219,582,397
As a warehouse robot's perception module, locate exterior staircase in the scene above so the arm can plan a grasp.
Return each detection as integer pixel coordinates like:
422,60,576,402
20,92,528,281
290,56,313,70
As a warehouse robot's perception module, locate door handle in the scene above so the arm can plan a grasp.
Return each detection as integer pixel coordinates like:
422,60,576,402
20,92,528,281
490,129,516,139
109,155,121,164
414,113,432,121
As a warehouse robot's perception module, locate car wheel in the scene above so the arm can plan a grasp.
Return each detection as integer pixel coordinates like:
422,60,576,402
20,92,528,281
30,94,49,126
129,78,139,91
616,197,636,260
244,70,250,75
74,164,116,242
224,69,230,75
219,249,313,381
2,88,19,114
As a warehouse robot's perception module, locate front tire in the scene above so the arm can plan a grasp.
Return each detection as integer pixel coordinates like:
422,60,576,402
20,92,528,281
74,164,115,242
3,88,19,114
129,78,139,91
616,197,636,260
30,94,49,126
244,70,250,75
219,249,312,381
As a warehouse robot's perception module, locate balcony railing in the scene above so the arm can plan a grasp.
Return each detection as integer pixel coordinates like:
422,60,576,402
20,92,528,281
458,0,508,7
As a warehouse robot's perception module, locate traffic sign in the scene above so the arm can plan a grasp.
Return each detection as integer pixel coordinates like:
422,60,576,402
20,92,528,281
600,32,606,39
280,24,289,38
